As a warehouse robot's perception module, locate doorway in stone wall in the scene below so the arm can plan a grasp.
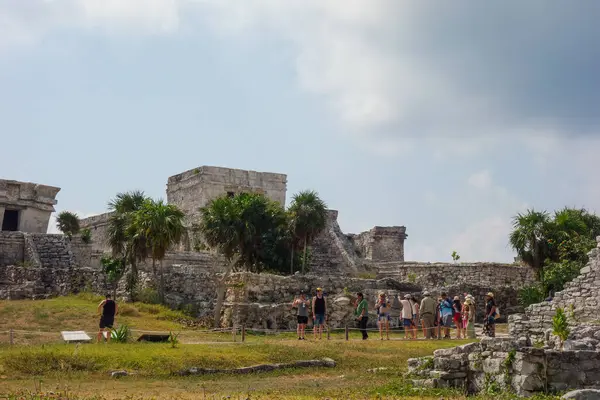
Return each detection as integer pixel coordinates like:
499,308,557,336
1,210,19,231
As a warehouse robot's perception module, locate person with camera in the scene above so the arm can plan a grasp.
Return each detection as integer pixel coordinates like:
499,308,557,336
291,290,310,340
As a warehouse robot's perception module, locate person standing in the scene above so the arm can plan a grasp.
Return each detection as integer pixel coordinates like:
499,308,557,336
400,294,415,339
354,292,369,340
453,296,463,339
97,294,118,343
485,292,497,337
410,295,420,339
463,295,476,339
375,292,391,340
419,291,436,339
439,292,454,339
292,291,310,340
312,288,327,340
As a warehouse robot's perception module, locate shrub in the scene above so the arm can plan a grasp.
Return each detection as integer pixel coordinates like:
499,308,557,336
137,288,161,305
358,272,377,280
552,307,570,349
407,272,417,283
80,228,92,244
111,325,131,343
118,304,140,317
56,211,80,238
518,284,545,307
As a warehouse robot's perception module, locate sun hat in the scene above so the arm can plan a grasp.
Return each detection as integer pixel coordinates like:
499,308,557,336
404,294,412,299
316,287,322,292
423,291,430,296
465,299,473,305
486,292,494,298
454,296,460,301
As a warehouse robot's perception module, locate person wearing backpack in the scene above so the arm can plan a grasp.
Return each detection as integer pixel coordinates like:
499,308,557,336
485,292,497,337
439,292,454,339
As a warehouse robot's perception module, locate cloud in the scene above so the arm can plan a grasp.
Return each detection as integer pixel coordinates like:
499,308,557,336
3,0,600,145
468,170,492,190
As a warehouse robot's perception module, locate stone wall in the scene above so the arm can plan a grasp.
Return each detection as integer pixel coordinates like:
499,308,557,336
0,232,25,267
0,179,60,233
79,212,113,252
509,237,600,342
408,337,600,396
377,261,535,290
221,272,422,330
350,226,407,261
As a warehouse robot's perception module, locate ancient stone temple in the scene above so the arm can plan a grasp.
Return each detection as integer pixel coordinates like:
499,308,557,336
0,179,60,233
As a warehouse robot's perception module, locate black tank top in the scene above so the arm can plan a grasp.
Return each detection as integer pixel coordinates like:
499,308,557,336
314,297,325,314
103,299,116,317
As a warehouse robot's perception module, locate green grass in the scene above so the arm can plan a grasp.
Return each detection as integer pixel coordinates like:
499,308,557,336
0,295,541,399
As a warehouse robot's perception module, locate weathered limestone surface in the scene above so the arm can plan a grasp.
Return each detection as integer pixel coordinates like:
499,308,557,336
409,338,600,396
0,179,60,233
509,237,600,342
221,272,422,330
377,261,535,289
0,232,25,266
79,212,113,252
350,226,407,261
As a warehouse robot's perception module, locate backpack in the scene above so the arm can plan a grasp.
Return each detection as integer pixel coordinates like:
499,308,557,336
494,307,501,320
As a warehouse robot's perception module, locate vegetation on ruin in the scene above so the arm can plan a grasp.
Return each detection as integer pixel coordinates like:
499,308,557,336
105,191,185,302
55,211,80,238
288,190,328,274
510,207,600,306
552,307,570,349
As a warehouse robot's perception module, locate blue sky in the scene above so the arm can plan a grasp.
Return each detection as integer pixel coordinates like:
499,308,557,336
2,1,600,262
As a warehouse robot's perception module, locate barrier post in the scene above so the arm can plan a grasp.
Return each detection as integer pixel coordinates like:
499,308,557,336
232,325,237,342
242,325,246,342
345,325,349,341
9,329,14,345
327,325,330,340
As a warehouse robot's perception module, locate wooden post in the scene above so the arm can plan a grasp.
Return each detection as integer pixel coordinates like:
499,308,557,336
232,325,236,342
327,325,330,340
9,329,14,345
345,325,349,341
242,325,246,342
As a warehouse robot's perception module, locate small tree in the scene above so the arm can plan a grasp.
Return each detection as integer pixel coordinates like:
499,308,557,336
288,191,327,274
101,255,127,299
552,307,570,350
56,211,80,238
451,251,460,262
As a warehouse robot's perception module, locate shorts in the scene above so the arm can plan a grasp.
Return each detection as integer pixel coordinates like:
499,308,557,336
441,315,453,327
314,314,325,326
378,313,390,322
297,315,308,324
453,314,461,324
403,318,412,327
99,316,114,329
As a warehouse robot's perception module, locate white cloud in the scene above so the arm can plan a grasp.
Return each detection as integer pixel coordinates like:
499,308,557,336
468,170,492,190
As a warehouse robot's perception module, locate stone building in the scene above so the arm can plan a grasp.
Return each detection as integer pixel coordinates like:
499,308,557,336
0,179,60,233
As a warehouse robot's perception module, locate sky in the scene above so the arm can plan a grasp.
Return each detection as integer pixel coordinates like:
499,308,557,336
2,0,600,263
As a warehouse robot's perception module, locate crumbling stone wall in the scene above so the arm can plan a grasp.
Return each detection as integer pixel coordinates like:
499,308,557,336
377,261,535,289
408,337,600,396
0,232,25,267
509,237,600,342
79,212,113,252
349,226,407,261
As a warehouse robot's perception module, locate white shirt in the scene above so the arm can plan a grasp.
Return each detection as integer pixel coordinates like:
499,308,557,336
400,299,412,319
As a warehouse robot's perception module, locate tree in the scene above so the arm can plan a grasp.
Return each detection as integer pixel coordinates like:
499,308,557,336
288,190,327,274
199,192,290,326
133,199,185,302
106,190,149,300
509,209,551,278
101,255,127,299
451,251,460,262
56,211,80,238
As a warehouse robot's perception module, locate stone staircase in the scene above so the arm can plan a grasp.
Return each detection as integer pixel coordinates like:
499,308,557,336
28,234,75,268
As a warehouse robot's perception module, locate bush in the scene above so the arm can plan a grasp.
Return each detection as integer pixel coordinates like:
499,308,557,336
118,304,140,317
111,325,131,343
80,228,92,244
518,284,545,307
553,307,570,349
136,288,161,305
542,260,581,294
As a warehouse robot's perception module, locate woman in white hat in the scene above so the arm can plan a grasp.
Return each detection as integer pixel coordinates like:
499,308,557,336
376,292,391,340
463,295,476,339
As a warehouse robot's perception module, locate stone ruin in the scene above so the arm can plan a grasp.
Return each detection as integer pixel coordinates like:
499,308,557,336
1,166,535,330
407,236,600,397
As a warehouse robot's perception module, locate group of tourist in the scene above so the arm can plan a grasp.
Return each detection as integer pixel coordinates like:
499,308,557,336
291,289,498,340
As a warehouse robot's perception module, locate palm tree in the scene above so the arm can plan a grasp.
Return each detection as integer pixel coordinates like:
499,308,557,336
288,190,327,274
509,209,551,278
199,192,285,326
134,199,185,302
56,211,80,238
106,190,149,300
